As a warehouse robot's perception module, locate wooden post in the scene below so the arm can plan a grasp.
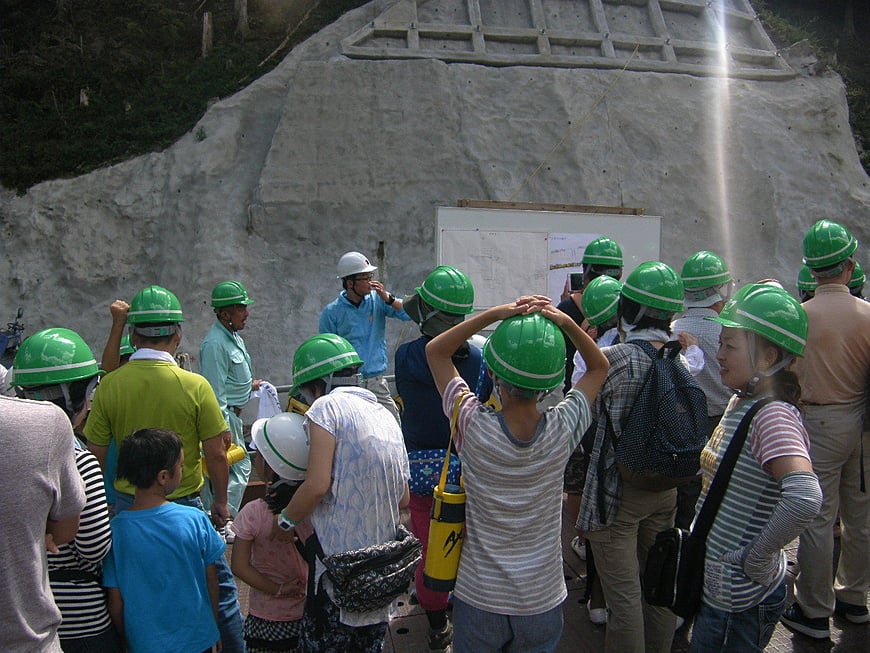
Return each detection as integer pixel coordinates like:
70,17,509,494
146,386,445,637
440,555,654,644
201,11,213,58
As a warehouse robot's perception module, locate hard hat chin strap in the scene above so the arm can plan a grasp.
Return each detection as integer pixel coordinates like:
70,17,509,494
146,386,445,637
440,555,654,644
738,355,794,398
626,304,647,327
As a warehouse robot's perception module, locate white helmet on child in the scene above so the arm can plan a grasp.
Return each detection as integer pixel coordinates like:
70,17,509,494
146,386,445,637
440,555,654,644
251,412,309,481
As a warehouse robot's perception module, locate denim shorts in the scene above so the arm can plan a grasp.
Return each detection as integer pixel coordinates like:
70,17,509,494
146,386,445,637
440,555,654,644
452,597,563,653
689,581,787,653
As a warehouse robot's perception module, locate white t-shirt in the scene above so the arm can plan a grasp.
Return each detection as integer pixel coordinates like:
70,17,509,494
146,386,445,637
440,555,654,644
305,387,410,626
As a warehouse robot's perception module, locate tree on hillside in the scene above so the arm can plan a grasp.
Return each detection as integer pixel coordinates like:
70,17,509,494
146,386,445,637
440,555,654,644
234,0,248,38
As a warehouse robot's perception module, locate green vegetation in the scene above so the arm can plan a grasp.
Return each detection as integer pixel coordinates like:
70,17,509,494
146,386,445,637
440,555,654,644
1,1,868,193
755,0,870,172
0,0,369,192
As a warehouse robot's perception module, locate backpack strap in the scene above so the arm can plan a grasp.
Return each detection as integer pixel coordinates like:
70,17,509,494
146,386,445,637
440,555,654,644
629,339,682,360
660,340,682,360
305,530,327,600
628,339,658,359
691,397,775,538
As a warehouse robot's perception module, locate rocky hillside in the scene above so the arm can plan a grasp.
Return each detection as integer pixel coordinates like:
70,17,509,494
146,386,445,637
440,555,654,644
1,1,867,193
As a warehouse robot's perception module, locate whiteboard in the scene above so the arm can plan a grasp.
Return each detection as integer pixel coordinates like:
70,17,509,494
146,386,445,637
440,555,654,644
437,207,661,309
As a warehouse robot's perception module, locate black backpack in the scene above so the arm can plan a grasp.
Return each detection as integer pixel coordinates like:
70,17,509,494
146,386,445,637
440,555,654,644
608,340,708,491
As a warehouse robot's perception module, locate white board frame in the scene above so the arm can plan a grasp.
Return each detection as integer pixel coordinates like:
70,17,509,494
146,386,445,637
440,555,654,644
437,206,661,311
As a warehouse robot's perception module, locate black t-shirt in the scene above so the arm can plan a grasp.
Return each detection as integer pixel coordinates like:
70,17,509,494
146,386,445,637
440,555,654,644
557,296,585,394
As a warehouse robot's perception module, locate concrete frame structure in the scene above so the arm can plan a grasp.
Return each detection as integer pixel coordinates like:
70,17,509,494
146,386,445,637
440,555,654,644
342,0,794,79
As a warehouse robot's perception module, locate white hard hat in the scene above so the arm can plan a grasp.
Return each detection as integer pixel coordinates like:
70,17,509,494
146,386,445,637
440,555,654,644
251,412,309,481
337,251,377,279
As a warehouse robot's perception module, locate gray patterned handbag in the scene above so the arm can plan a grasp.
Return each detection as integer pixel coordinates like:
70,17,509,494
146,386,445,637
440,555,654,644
310,524,422,612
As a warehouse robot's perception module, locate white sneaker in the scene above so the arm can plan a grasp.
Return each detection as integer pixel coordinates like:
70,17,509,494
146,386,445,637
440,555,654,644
570,535,587,560
587,601,607,625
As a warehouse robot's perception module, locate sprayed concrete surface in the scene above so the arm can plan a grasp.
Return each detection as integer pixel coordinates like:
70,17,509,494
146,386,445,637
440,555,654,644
1,0,867,383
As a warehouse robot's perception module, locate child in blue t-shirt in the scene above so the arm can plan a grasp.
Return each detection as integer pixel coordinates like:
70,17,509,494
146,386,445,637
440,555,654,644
103,428,225,653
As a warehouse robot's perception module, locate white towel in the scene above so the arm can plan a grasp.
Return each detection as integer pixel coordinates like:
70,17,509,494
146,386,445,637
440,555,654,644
253,381,282,420
0,364,13,396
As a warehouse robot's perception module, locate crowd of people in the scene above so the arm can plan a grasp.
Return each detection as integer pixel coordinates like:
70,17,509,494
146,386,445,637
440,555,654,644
1,220,868,653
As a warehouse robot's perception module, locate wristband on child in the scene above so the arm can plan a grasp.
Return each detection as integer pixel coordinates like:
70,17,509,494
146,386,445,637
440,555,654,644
277,511,298,532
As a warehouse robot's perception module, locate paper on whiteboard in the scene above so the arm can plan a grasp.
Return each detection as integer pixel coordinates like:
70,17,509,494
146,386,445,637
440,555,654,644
440,230,548,309
547,232,601,300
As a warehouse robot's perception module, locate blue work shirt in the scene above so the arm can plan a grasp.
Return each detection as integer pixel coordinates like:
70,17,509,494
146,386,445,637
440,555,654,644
199,321,254,412
319,290,410,378
395,335,491,451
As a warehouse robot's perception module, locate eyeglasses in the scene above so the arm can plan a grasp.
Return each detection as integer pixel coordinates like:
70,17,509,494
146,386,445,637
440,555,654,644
353,274,374,282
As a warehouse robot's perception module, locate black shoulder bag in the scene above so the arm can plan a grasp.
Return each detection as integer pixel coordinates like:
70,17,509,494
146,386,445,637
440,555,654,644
306,524,422,613
642,397,773,618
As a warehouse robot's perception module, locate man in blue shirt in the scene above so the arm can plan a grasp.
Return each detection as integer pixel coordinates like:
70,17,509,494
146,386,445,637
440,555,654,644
200,280,259,529
320,251,410,421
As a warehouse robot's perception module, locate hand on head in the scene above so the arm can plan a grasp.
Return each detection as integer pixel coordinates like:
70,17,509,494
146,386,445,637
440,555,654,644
539,301,576,328
491,295,551,321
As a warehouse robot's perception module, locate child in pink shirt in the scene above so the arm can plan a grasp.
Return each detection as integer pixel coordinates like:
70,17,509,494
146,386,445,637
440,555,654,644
231,478,311,653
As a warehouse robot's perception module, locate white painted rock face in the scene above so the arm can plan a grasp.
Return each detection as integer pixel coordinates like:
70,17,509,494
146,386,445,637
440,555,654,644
1,0,868,385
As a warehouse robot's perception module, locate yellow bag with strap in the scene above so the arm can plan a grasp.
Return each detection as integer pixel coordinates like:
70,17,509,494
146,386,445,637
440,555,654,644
423,391,468,591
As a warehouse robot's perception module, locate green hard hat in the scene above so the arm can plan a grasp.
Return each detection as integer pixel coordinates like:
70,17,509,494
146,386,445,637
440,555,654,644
796,265,818,292
621,261,684,313
582,237,623,267
802,219,857,269
119,334,135,357
416,266,474,315
849,261,865,290
711,285,807,356
211,280,253,308
717,283,759,320
292,333,363,389
127,285,185,324
681,251,731,289
581,275,623,327
483,313,565,391
13,328,101,386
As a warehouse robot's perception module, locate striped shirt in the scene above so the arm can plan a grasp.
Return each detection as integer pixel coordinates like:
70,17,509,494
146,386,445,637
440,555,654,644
444,376,592,615
49,443,113,639
698,396,811,611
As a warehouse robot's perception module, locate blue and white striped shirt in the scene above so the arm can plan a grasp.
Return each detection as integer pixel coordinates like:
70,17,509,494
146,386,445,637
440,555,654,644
698,396,811,611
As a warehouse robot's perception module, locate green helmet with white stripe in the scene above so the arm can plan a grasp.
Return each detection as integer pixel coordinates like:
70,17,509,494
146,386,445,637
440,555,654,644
796,265,817,292
711,284,807,356
13,327,101,386
621,261,684,315
802,219,857,269
582,237,623,268
849,261,865,292
581,275,622,327
416,266,474,315
483,313,565,391
127,285,185,325
211,280,253,308
681,251,731,290
291,333,363,390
